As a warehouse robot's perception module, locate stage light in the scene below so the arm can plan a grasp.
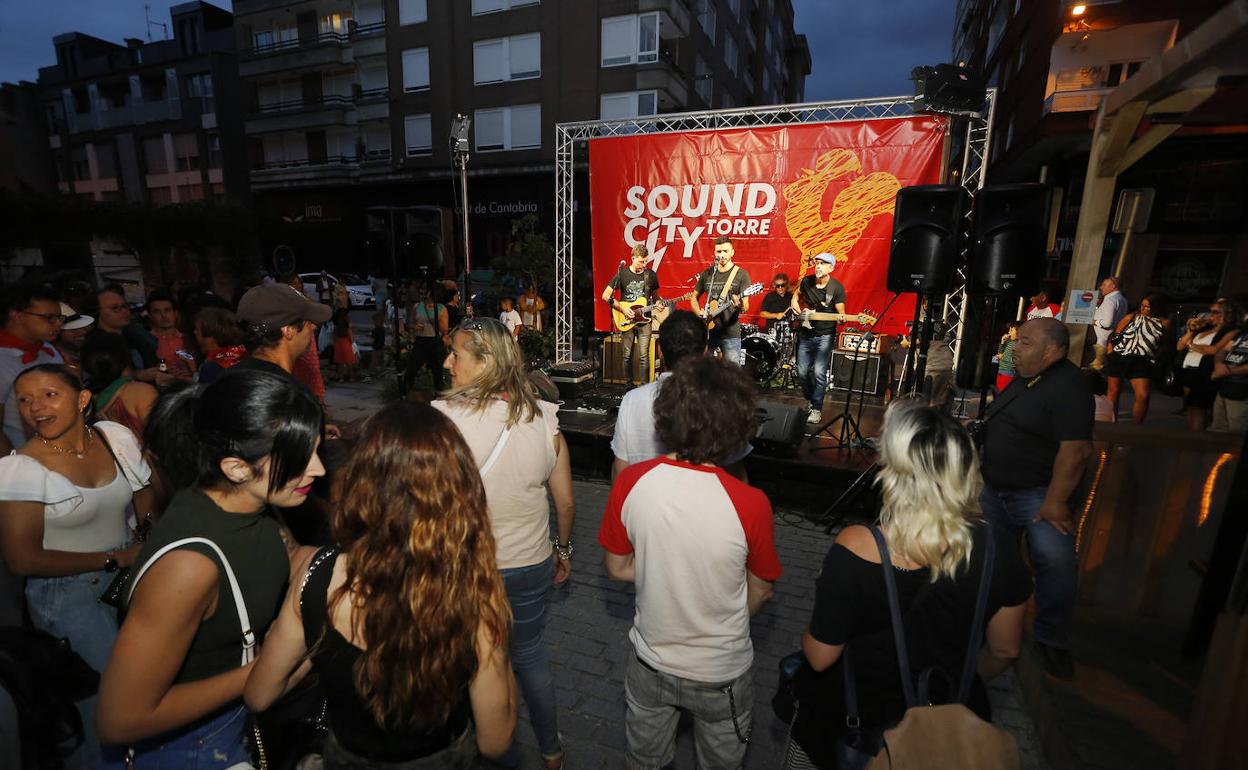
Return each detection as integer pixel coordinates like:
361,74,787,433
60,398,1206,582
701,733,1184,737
1071,4,1087,16
911,64,986,116
450,114,471,154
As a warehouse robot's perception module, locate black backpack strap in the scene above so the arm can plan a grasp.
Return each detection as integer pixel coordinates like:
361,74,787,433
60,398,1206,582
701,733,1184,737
868,526,917,709
957,525,997,704
299,546,340,647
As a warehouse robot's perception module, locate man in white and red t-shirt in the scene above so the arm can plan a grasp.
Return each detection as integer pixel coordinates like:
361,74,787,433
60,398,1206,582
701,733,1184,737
1025,288,1062,321
599,355,781,770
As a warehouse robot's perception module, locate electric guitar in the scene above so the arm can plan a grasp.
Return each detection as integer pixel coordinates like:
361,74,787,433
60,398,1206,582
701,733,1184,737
613,292,696,332
703,283,765,331
799,309,878,330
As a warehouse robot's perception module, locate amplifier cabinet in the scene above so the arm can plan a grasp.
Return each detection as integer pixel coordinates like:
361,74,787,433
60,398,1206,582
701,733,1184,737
837,332,892,354
830,351,885,395
601,334,657,385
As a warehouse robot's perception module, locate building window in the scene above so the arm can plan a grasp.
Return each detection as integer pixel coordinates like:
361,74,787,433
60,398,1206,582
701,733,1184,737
1105,60,1144,87
185,73,214,113
601,13,659,67
174,133,200,171
600,91,658,120
402,48,430,92
474,104,540,152
207,134,222,168
697,0,716,45
695,57,712,105
473,33,541,84
320,13,351,37
178,17,201,56
94,143,117,178
148,186,174,205
398,0,427,25
363,123,391,160
472,0,538,15
404,114,432,155
143,137,168,175
724,35,738,77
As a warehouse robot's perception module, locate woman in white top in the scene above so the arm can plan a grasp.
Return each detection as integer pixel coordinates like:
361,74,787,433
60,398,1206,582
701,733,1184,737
434,317,574,769
0,363,155,770
1176,298,1241,431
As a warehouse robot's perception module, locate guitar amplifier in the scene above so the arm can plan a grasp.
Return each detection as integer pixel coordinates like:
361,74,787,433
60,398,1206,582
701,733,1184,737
602,334,657,384
837,332,891,354
830,351,885,395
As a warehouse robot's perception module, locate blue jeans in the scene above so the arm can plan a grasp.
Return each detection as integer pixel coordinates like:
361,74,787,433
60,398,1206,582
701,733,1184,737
129,704,251,770
26,568,124,770
500,557,561,760
711,334,743,366
796,334,836,411
980,485,1078,648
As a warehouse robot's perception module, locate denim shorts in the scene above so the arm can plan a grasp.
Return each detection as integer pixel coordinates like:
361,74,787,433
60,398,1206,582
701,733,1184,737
624,654,753,770
129,704,252,770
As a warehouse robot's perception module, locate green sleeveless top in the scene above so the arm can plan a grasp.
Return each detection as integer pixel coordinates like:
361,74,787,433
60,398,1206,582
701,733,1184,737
130,488,289,684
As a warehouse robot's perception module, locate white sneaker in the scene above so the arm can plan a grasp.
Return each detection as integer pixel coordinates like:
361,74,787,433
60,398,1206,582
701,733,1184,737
806,408,821,424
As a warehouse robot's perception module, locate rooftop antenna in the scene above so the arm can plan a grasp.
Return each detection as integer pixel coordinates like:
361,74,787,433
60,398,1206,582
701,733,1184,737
144,4,169,42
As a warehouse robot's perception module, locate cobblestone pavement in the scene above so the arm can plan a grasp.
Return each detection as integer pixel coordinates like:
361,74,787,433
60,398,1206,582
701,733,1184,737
497,479,1050,770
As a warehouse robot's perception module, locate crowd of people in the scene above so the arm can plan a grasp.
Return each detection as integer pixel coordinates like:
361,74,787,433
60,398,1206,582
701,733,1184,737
0,261,1245,770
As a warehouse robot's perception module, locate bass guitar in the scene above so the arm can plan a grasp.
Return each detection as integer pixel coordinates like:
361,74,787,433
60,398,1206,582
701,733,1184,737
704,283,765,331
613,291,696,332
798,309,878,330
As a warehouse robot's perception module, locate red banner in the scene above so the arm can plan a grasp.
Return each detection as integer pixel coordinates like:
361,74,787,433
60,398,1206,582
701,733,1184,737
589,116,947,334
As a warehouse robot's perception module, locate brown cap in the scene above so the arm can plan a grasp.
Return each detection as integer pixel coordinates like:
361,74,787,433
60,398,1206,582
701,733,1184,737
236,282,332,330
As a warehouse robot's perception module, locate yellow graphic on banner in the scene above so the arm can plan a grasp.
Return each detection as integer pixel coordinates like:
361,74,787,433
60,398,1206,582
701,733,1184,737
783,149,900,276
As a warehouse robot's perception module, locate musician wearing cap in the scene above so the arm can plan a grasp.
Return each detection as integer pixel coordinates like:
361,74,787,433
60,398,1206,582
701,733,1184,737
601,244,660,386
791,252,848,425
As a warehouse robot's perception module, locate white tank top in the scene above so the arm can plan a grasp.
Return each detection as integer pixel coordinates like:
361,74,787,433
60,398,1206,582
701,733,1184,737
43,468,132,552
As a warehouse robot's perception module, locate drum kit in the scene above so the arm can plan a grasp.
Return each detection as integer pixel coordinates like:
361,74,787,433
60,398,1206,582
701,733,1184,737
742,315,798,388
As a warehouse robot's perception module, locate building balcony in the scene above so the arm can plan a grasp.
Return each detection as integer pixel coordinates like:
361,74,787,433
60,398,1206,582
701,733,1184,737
65,100,183,134
249,155,360,189
640,0,691,40
637,61,689,110
355,97,389,122
1043,87,1115,114
246,95,356,133
239,32,352,78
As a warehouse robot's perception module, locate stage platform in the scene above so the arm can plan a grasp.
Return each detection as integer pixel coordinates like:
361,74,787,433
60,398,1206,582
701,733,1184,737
557,382,887,520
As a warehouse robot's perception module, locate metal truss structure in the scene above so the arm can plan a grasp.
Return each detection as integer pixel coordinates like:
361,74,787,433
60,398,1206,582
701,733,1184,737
552,91,997,364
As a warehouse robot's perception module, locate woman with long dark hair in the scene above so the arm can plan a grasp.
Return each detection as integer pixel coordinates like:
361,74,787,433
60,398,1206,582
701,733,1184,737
1105,293,1172,424
97,370,324,767
0,364,156,769
244,402,517,766
434,317,574,768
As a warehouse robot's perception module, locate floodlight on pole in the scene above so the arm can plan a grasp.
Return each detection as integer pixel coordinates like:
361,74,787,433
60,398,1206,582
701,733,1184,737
450,114,472,303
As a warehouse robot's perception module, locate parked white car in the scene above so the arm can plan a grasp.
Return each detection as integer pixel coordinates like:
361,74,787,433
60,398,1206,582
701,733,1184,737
300,272,376,309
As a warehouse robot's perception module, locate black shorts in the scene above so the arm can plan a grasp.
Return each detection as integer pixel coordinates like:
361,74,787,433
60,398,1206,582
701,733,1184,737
1181,367,1219,408
1104,353,1156,381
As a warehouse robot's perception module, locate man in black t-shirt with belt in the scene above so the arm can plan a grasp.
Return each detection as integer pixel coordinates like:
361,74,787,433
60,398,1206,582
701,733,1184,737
790,253,847,424
980,317,1093,679
692,236,752,366
602,244,660,386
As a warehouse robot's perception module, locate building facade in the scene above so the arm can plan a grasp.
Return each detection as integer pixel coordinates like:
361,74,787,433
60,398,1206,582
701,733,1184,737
952,0,1247,307
35,1,249,208
231,0,809,279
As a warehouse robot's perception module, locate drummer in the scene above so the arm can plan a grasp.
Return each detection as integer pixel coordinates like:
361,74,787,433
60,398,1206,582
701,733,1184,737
758,272,793,333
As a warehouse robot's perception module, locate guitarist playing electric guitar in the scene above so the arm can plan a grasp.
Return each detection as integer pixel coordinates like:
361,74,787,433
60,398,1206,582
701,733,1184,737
691,236,753,366
601,243,660,386
790,251,854,424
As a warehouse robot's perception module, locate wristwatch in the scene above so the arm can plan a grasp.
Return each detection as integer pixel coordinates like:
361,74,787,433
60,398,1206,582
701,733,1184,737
104,551,119,573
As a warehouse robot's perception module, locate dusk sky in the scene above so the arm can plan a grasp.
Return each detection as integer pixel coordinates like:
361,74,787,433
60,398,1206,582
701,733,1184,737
0,0,955,102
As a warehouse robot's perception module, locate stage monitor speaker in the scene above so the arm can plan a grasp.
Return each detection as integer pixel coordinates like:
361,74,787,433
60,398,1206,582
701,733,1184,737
887,185,967,294
970,183,1050,296
754,401,806,457
831,352,885,395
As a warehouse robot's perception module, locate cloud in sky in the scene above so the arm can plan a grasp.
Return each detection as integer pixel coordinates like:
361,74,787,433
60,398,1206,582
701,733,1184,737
791,0,956,102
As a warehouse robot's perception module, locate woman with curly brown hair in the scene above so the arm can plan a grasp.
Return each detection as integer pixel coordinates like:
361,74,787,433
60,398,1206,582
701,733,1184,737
244,401,517,767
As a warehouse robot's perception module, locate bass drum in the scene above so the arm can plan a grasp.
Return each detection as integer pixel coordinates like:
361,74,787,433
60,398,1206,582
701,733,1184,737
742,334,779,383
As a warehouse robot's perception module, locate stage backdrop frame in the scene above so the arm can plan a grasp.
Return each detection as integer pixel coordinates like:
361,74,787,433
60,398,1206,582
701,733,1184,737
553,92,997,366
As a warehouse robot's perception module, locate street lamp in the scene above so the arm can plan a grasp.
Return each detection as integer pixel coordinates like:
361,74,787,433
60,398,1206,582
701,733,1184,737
450,114,472,305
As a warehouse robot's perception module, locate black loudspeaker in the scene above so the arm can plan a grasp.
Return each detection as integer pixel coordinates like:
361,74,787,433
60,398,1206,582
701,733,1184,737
831,352,885,395
754,401,806,457
970,184,1050,296
887,185,967,294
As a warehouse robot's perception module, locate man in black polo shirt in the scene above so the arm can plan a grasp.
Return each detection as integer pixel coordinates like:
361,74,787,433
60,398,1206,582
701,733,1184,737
980,317,1093,679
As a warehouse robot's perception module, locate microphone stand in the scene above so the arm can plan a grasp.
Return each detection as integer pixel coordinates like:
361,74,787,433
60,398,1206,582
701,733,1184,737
811,291,901,451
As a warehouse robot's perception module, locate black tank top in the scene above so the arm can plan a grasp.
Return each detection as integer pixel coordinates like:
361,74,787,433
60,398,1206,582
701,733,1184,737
301,547,471,761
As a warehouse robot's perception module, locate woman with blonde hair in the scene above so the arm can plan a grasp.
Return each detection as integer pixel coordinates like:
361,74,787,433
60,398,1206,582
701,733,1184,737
434,317,575,769
245,402,517,766
786,400,1032,768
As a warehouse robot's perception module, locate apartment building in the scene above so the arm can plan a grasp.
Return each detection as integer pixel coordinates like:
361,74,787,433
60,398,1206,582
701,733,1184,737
35,1,248,207
231,0,810,277
952,0,1247,305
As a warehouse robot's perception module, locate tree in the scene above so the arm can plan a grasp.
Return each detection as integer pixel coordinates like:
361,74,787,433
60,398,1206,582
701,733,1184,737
492,214,554,291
